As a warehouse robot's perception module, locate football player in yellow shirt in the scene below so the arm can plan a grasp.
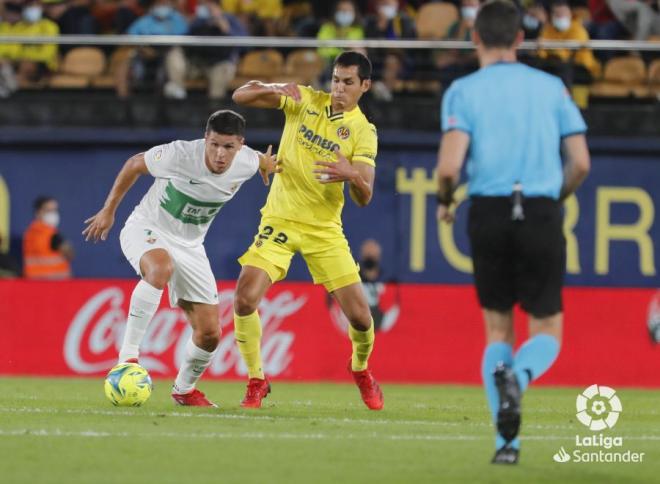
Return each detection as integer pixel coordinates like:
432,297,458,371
231,51,383,410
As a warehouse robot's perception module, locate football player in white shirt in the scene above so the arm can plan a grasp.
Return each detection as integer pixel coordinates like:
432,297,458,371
82,110,280,407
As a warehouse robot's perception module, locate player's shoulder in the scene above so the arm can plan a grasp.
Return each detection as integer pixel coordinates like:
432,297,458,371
300,85,330,106
237,144,260,172
162,138,203,156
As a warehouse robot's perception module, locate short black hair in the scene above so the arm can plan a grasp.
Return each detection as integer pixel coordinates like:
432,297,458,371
550,0,570,9
33,196,55,213
205,110,246,136
333,51,372,82
475,0,521,49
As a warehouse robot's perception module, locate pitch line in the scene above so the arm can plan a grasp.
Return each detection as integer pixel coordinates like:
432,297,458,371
2,428,660,442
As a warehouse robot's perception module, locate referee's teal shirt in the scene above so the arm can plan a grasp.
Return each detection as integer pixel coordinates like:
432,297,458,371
441,62,587,200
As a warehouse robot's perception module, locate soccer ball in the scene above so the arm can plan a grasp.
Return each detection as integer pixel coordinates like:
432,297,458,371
104,363,153,407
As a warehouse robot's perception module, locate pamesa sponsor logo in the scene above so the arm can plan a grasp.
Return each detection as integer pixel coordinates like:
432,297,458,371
552,385,645,464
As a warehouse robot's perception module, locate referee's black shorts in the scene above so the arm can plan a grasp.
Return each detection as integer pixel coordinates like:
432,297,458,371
468,196,565,318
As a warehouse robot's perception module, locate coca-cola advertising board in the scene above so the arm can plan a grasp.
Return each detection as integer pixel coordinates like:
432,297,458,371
0,280,658,386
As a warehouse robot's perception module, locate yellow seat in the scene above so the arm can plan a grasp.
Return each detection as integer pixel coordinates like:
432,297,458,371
273,49,324,86
49,47,106,88
649,58,660,97
230,49,284,89
91,47,133,89
416,2,459,39
590,55,649,98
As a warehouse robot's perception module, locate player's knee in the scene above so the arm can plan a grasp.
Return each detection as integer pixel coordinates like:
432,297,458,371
195,327,221,351
234,290,259,316
143,263,173,289
346,306,372,331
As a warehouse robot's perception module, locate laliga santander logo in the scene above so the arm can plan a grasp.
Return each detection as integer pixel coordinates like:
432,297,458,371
64,286,307,376
575,384,622,431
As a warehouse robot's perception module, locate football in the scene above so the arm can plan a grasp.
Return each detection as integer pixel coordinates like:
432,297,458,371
104,363,153,407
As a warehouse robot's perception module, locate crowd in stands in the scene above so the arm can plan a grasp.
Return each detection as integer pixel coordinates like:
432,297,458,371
0,0,658,100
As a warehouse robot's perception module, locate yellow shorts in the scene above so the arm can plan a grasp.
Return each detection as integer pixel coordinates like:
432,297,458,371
238,216,361,292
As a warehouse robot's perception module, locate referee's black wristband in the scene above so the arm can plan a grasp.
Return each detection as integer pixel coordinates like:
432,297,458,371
436,193,453,206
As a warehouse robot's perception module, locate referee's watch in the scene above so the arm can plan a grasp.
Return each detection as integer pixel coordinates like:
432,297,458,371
436,192,453,206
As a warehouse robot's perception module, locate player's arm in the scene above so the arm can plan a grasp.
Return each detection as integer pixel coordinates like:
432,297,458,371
559,134,590,202
232,80,301,109
314,149,375,207
435,130,470,224
82,153,149,242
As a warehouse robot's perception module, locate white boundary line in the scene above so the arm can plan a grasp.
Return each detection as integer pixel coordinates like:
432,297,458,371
1,428,660,442
2,407,658,434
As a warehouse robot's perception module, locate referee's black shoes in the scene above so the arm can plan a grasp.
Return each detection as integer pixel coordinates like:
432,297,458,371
494,364,522,443
491,445,519,465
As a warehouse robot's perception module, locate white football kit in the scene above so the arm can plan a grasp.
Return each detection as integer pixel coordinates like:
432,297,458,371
120,139,259,306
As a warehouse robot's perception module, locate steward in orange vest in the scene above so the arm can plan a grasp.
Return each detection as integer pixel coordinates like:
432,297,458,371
23,196,73,279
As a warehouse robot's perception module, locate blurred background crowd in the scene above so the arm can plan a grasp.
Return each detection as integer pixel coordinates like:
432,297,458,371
0,0,658,101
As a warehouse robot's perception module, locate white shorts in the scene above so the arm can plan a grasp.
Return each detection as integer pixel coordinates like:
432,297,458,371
119,220,218,307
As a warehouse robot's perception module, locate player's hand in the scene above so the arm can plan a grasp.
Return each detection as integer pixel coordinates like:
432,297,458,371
314,147,356,184
273,82,301,102
82,208,115,242
258,144,282,186
436,204,455,224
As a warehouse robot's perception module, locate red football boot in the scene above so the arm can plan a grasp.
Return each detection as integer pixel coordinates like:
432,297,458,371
240,378,271,408
124,358,139,364
348,359,384,410
171,388,217,407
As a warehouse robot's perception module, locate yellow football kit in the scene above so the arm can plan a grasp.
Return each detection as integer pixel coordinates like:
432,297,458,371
239,85,378,291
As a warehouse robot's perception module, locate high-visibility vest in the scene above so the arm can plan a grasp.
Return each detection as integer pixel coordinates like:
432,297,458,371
23,220,71,280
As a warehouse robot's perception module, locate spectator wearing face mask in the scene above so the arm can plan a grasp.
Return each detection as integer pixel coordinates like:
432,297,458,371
521,3,547,40
316,0,365,65
364,0,416,101
537,0,601,84
23,196,74,280
358,238,387,331
434,0,480,84
121,0,188,98
167,0,246,99
0,0,59,88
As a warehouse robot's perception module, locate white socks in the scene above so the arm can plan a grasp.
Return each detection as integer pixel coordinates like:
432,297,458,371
173,339,216,395
118,280,163,363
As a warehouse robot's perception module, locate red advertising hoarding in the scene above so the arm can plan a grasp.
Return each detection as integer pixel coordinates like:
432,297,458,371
0,280,658,387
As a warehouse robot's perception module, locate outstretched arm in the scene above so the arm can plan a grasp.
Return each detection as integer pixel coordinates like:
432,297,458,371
232,80,301,109
82,153,149,242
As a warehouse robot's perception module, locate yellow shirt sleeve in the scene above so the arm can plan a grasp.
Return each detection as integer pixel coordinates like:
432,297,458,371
351,123,377,167
279,85,316,116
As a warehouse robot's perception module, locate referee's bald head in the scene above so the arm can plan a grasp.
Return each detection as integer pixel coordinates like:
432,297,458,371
475,0,522,49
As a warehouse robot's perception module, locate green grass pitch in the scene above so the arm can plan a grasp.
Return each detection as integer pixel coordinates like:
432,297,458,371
0,377,658,483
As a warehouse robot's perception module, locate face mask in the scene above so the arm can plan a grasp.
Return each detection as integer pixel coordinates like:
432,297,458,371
552,16,571,32
152,5,173,20
362,257,379,270
461,6,478,20
23,6,42,23
522,14,540,31
379,5,398,20
195,5,211,19
335,11,355,27
42,211,60,228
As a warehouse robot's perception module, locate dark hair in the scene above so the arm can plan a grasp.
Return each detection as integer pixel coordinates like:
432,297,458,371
333,51,372,82
550,0,570,9
205,110,246,136
33,196,55,213
475,0,521,49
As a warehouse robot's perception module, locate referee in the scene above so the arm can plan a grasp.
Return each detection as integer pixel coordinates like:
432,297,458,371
435,0,590,465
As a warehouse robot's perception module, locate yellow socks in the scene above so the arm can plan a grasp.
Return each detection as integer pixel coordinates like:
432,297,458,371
234,311,265,379
349,321,375,371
